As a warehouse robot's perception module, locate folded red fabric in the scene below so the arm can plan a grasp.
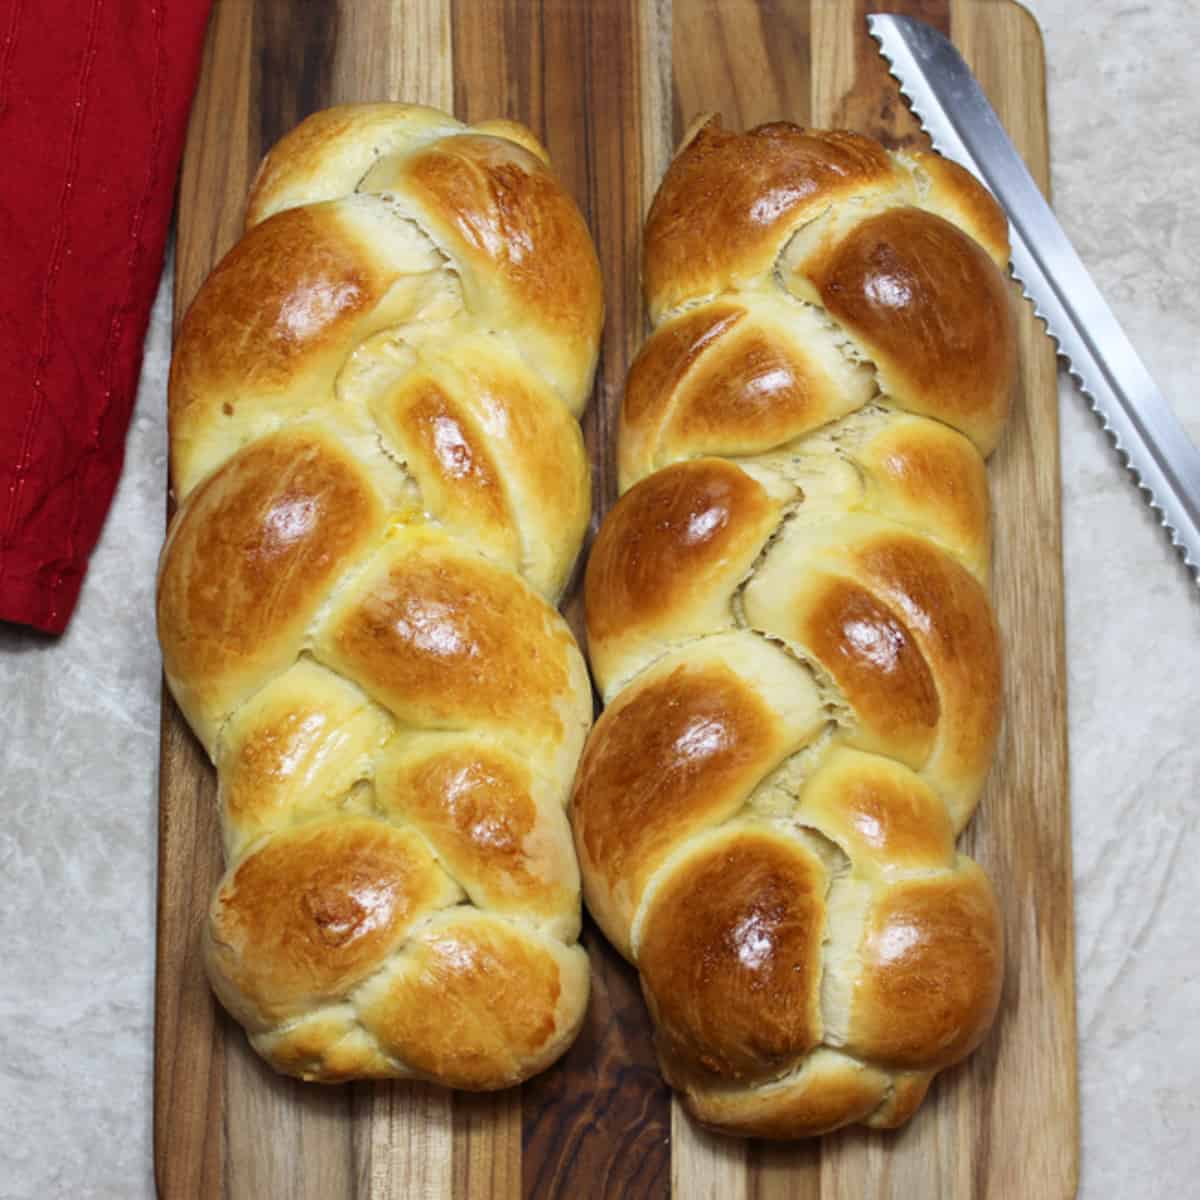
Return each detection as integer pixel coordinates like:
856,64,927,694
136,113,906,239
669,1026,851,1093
0,0,211,634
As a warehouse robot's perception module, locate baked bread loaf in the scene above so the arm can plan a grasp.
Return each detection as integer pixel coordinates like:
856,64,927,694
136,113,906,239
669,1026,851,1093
157,104,603,1087
573,116,1013,1137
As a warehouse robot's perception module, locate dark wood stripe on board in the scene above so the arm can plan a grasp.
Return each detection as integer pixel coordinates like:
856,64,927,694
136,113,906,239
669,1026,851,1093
830,0,948,145
253,0,339,160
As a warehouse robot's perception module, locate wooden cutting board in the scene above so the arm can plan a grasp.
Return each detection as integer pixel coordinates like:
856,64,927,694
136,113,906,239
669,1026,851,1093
155,0,1077,1196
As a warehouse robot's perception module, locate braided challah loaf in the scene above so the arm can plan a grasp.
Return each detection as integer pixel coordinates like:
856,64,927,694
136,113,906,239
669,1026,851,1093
573,117,1013,1137
157,104,603,1087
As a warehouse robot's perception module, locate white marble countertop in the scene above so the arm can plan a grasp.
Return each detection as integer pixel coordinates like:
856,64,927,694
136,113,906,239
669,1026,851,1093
2,2,1197,1196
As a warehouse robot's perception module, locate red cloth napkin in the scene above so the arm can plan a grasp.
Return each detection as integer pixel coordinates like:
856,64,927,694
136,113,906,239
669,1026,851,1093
0,0,212,634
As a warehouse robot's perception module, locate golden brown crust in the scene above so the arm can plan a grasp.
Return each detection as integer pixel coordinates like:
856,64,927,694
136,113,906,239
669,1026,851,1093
903,148,1010,268
851,531,1004,826
741,523,1003,830
682,1050,891,1139
571,634,824,957
171,206,378,424
572,660,787,955
804,207,1015,454
357,911,589,1090
644,118,903,321
389,381,517,554
642,115,1014,456
468,118,552,164
376,736,580,940
618,299,873,490
251,1011,398,1083
864,1071,936,1129
797,748,956,876
216,659,393,857
363,132,604,407
854,414,991,579
669,328,833,450
584,459,782,696
845,861,1004,1071
638,827,826,1082
404,135,590,316
205,820,460,1030
577,118,1012,1137
315,529,591,765
157,428,387,751
792,570,941,769
159,105,601,1088
620,303,747,486
168,199,451,496
372,334,591,599
245,104,466,226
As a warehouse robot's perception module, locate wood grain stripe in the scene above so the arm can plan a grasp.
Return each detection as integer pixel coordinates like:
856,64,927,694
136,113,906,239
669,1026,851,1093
452,1091,521,1200
253,0,337,158
171,0,254,319
817,0,944,145
223,1048,355,1199
671,1114,748,1200
639,0,672,221
748,1139,823,1200
351,1082,453,1198
331,0,452,105
672,0,812,137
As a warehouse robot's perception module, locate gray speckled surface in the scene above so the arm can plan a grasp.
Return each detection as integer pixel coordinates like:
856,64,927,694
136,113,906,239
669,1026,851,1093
1025,0,1200,1191
0,253,170,1200
1,4,1198,1196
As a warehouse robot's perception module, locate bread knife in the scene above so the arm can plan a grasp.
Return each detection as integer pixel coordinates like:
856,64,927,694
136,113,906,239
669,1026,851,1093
868,12,1200,583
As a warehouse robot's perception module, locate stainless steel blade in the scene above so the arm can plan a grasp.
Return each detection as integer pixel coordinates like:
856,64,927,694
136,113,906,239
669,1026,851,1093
867,12,1200,582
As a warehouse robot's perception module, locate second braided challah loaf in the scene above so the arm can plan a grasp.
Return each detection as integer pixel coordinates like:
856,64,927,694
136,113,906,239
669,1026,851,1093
157,105,602,1087
574,117,1013,1136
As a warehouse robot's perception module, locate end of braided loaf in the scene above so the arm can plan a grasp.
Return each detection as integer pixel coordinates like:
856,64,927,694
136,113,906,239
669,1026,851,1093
573,116,1012,1137
157,104,602,1088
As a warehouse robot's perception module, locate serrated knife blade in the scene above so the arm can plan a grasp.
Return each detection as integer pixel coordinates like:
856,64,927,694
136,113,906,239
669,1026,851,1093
868,12,1200,583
